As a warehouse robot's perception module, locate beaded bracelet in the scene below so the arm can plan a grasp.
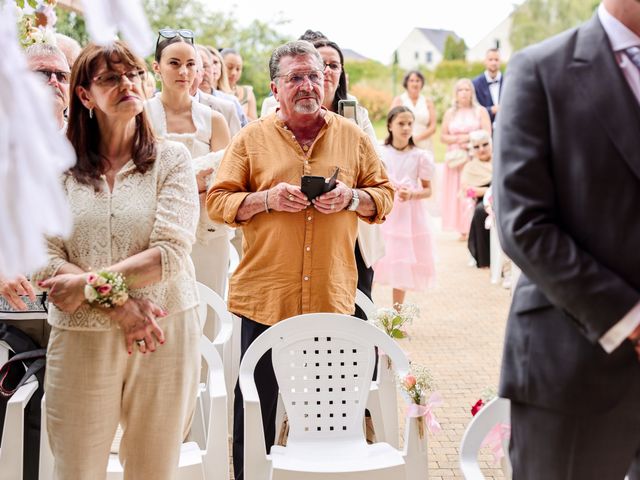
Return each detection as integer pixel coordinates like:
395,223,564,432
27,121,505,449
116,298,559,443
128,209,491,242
84,270,129,308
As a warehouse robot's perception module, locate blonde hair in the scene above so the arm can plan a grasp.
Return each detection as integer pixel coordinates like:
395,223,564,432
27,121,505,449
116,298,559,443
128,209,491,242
207,46,231,93
452,78,481,112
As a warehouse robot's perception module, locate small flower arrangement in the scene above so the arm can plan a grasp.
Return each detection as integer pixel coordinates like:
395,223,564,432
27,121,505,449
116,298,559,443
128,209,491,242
399,363,442,438
470,386,497,416
374,303,419,340
84,271,129,308
470,387,510,466
15,0,58,47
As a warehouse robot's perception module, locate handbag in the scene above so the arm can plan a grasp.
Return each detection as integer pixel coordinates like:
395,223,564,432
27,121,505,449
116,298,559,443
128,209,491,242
0,292,47,320
445,148,469,169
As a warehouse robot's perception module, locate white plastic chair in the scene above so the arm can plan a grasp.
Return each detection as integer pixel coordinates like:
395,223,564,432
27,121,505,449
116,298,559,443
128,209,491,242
196,282,233,405
353,290,400,448
459,396,512,479
240,313,429,480
40,336,229,480
489,220,505,285
0,380,38,480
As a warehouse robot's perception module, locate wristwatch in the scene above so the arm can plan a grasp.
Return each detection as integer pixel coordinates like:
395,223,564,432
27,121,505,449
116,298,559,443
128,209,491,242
347,189,360,211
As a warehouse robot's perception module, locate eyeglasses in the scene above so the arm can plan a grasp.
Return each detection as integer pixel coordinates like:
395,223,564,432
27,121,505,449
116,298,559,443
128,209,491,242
93,69,146,88
36,69,70,84
156,28,195,49
323,62,341,72
472,142,491,150
276,70,324,86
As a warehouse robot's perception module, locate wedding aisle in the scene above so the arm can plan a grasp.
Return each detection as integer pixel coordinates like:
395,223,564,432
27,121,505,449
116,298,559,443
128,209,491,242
373,218,512,479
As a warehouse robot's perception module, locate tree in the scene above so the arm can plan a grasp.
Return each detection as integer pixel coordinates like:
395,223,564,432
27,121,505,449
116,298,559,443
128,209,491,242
510,0,599,51
143,0,291,104
443,36,467,61
55,8,88,45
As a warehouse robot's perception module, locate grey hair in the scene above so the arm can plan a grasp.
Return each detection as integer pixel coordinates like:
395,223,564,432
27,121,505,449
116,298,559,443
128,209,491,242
268,40,323,81
25,43,68,67
195,44,211,62
469,129,491,145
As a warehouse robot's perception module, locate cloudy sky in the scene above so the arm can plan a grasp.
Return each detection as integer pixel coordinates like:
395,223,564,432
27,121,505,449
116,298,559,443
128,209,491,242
213,0,525,63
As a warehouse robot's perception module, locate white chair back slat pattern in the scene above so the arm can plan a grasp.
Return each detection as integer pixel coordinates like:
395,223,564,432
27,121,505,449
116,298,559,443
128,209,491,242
274,333,375,443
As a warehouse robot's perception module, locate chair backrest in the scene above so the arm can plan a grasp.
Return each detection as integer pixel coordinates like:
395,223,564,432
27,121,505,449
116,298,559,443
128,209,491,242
228,242,240,276
459,397,511,479
354,289,376,321
239,313,409,446
197,282,233,349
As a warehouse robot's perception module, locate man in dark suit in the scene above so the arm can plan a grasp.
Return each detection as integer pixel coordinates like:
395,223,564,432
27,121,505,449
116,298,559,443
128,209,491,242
494,0,640,478
472,48,502,126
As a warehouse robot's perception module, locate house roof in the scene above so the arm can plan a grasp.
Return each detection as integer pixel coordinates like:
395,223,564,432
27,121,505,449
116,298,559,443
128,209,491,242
417,28,462,53
342,48,370,62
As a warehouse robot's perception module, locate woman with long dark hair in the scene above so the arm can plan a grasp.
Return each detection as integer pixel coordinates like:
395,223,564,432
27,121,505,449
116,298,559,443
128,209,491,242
147,29,231,337
34,40,201,479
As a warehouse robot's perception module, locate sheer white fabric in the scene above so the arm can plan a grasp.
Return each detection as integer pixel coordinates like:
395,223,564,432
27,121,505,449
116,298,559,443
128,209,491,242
0,3,75,278
79,0,154,57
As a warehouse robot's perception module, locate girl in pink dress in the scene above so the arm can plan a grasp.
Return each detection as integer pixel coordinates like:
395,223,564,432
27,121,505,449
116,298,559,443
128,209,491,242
374,106,436,306
440,79,492,239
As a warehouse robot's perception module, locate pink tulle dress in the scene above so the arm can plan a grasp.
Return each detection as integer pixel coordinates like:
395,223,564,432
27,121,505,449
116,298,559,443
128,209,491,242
440,108,482,234
374,145,436,291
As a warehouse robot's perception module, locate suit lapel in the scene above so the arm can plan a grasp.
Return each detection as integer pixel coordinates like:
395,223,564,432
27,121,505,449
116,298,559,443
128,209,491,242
570,15,640,180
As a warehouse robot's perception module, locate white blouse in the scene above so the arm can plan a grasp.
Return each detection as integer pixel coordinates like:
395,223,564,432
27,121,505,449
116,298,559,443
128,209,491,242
145,95,229,243
33,141,200,331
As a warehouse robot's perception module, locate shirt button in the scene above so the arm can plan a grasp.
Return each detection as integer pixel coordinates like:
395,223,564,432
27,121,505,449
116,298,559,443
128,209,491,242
304,276,309,281
302,145,309,152
307,216,312,221
304,160,309,165
305,246,311,252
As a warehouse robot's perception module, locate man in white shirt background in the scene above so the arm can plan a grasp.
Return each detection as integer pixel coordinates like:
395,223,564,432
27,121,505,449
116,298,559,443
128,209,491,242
494,0,640,478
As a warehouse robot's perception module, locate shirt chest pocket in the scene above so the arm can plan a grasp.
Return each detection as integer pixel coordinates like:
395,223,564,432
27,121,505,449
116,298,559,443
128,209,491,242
327,165,355,188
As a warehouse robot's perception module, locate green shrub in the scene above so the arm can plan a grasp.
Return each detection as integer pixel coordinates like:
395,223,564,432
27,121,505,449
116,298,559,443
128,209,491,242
433,60,485,80
350,84,393,122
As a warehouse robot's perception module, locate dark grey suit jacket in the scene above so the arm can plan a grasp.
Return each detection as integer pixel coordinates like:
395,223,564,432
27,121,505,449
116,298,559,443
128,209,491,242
494,14,640,415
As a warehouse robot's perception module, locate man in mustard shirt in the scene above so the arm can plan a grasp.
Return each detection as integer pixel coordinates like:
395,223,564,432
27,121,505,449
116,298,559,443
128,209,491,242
207,40,393,480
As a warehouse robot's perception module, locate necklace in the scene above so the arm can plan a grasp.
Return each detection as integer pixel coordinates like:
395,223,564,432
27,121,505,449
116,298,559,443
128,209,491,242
391,142,411,151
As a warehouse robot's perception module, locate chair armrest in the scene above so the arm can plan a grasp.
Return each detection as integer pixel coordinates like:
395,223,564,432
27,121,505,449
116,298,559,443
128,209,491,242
0,381,38,477
243,398,271,480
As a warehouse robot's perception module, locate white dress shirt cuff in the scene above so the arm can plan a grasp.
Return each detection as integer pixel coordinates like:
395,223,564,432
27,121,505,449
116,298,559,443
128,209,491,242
599,301,640,353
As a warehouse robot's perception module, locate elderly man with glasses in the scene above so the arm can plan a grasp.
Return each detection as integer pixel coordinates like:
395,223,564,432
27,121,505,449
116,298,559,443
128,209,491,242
25,43,70,131
207,40,393,480
0,43,71,348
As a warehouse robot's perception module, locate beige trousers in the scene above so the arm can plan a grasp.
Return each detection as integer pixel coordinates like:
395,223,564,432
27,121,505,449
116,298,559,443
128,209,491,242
44,307,201,480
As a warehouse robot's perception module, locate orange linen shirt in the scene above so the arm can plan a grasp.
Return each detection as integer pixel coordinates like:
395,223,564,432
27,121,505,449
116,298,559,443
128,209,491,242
207,110,393,325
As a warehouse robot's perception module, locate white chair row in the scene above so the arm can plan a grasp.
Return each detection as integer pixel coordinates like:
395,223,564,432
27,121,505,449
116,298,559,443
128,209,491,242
12,281,417,479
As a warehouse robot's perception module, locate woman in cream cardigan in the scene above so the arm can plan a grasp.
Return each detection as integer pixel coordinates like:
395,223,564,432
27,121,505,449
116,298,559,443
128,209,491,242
35,41,201,479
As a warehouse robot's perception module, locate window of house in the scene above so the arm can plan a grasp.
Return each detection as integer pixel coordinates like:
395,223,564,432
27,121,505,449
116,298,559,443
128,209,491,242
415,51,419,60
495,39,501,50
426,51,432,64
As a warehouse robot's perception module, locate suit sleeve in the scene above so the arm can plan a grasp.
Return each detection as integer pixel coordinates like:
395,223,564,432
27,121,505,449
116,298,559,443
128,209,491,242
493,50,640,346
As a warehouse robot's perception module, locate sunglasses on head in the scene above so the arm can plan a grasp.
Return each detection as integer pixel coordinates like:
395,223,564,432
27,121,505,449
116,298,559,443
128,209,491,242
473,142,490,149
156,28,195,48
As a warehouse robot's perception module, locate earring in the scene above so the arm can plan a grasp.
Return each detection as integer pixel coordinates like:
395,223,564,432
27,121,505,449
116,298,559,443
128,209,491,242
89,107,93,119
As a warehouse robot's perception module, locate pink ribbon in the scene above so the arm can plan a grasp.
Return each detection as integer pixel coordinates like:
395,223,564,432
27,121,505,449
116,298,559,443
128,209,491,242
480,423,511,465
406,392,443,434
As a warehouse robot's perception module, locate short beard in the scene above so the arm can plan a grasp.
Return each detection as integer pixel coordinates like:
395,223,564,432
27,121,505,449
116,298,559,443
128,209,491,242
293,98,320,114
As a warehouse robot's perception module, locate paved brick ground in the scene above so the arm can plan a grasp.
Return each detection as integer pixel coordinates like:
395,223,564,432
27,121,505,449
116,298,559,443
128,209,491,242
372,220,512,480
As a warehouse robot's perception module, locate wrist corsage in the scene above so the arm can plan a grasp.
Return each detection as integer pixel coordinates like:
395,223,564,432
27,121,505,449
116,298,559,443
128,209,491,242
84,271,129,308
